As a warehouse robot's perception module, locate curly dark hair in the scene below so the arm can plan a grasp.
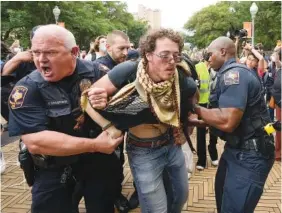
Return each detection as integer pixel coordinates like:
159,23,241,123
139,28,184,67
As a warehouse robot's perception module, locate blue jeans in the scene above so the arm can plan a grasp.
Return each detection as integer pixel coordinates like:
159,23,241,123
126,135,188,213
215,147,274,213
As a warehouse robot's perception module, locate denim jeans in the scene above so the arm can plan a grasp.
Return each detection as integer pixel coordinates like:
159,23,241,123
215,146,274,213
126,134,188,213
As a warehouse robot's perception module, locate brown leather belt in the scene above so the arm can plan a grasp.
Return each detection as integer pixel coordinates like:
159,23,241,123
127,138,169,148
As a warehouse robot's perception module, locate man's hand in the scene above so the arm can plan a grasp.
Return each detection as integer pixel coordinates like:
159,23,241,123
93,131,124,154
187,113,207,128
244,43,253,51
85,87,108,109
14,50,33,63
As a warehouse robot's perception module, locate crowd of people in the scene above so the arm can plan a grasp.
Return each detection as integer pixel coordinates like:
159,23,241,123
1,24,281,213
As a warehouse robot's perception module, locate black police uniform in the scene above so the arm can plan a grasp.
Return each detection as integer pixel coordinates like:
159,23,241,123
8,59,121,213
209,58,275,213
95,53,117,71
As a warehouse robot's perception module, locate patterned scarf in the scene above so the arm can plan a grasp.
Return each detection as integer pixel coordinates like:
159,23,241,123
108,59,181,127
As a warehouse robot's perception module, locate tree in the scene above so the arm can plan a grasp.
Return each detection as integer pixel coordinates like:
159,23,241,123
1,1,149,50
184,1,281,50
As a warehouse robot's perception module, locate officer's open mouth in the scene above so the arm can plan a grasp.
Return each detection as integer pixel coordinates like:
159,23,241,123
42,67,51,74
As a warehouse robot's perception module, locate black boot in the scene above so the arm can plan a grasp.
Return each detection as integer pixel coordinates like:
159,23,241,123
115,194,130,213
128,190,139,209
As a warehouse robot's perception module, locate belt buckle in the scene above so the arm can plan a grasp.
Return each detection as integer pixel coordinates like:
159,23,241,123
151,140,160,148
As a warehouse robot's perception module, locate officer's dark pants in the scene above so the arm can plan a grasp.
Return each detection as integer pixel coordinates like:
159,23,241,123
32,154,119,213
196,103,218,167
215,146,274,213
116,142,125,197
71,145,124,212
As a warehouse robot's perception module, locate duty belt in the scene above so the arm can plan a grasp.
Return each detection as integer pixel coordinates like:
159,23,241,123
240,138,259,151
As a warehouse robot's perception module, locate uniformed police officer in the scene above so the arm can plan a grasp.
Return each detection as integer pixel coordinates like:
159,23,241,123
191,37,275,213
89,30,131,212
8,24,123,213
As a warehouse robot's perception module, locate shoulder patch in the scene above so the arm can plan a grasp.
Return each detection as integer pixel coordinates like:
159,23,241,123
99,64,110,72
224,70,239,85
9,86,28,109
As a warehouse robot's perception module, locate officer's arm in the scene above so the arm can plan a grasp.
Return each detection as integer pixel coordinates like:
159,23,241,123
22,131,123,156
22,131,98,155
194,107,243,132
9,80,123,156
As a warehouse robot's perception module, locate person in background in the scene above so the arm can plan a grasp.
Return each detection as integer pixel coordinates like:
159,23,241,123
80,50,87,59
1,26,41,129
271,48,281,161
74,30,132,213
244,42,267,78
129,42,135,49
9,39,22,54
85,35,107,61
195,51,218,170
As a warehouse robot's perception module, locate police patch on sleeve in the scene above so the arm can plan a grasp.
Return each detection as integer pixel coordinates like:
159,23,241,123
224,70,239,85
9,86,28,109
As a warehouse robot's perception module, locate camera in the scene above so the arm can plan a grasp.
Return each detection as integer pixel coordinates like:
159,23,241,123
234,29,248,38
228,29,248,39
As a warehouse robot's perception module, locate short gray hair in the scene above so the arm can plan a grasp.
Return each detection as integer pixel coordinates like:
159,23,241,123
32,24,76,50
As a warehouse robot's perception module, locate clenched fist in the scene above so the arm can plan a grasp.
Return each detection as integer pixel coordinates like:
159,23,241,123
85,87,108,109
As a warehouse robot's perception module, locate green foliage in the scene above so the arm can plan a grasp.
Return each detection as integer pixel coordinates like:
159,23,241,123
1,1,148,50
184,1,281,50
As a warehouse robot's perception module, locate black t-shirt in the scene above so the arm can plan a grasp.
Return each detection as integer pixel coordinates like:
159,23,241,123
104,60,197,129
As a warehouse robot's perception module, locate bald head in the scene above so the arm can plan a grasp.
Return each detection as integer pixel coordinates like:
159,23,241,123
209,36,236,57
207,37,237,71
32,24,76,50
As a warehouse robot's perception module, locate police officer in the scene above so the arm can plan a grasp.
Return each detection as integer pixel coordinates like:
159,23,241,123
74,29,132,213
8,24,123,213
191,37,275,213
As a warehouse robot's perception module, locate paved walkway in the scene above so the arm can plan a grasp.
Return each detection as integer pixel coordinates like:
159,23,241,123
1,135,281,213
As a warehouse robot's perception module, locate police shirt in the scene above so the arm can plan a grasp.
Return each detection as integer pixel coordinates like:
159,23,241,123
8,59,105,137
211,58,261,111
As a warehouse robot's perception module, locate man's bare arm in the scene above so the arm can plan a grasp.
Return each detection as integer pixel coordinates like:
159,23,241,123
194,106,243,132
22,130,123,156
92,75,118,96
2,51,33,76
